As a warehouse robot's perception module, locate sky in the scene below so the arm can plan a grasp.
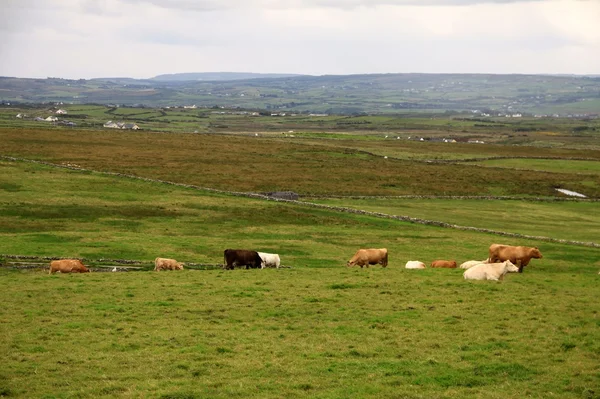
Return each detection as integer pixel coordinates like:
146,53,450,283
0,0,598,79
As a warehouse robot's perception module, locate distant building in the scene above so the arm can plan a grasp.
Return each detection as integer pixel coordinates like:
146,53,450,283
55,109,68,114
103,121,140,130
45,116,58,122
103,121,120,128
122,123,140,130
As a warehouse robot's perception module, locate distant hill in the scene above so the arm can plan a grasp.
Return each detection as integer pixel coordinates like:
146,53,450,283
1,73,599,115
150,72,305,82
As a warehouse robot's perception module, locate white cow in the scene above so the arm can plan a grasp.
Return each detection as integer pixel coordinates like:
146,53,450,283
463,260,519,281
405,260,426,269
258,252,281,269
459,259,489,269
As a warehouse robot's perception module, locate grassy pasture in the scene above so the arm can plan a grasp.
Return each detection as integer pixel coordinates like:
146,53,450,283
1,160,599,398
307,197,600,244
470,159,600,174
0,160,567,265
1,128,599,197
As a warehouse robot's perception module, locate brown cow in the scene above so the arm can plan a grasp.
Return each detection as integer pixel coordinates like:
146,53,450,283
430,260,457,268
488,244,543,273
346,248,388,268
223,249,262,270
154,257,184,271
49,259,90,274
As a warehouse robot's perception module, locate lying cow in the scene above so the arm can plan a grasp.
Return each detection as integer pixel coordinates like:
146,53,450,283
405,260,426,269
49,259,90,274
488,244,542,273
463,260,519,281
224,249,262,270
430,260,457,268
258,252,281,269
347,248,388,268
459,259,489,269
154,257,184,271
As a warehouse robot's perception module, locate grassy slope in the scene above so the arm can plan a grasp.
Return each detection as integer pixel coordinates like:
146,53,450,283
307,198,600,244
1,128,599,197
1,160,599,399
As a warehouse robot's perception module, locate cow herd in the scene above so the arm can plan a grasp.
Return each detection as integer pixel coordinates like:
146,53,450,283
348,243,543,281
405,244,542,281
48,243,543,282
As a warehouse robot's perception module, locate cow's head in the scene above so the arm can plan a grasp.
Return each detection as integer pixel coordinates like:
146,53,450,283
176,263,184,270
346,260,355,267
504,260,519,273
530,247,543,259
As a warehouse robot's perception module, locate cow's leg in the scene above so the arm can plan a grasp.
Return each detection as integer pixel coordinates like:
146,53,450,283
517,260,524,273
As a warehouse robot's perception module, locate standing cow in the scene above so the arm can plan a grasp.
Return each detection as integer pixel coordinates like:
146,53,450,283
223,249,262,270
258,252,281,269
488,244,543,273
154,257,184,271
347,248,388,268
49,259,90,274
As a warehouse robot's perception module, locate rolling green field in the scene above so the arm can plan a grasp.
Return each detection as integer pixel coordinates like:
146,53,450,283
471,159,600,174
307,197,600,244
1,128,599,197
1,159,599,399
1,110,599,398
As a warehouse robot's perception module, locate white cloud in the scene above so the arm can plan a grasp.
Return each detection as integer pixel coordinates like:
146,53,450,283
0,0,598,78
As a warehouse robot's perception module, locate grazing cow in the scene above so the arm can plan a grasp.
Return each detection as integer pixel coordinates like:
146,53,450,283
459,260,489,269
49,259,90,274
463,260,519,281
258,252,281,269
154,257,184,271
346,248,388,268
430,260,457,268
488,244,543,273
223,249,262,270
405,260,426,269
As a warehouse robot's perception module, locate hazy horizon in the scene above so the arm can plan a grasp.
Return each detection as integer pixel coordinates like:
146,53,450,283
1,0,598,80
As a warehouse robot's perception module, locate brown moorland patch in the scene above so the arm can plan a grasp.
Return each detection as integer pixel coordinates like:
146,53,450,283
1,128,599,197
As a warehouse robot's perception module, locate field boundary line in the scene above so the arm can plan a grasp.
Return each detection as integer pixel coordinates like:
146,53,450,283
303,194,599,202
3,155,599,249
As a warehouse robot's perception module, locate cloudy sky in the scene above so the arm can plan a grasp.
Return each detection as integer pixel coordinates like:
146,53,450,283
0,0,598,79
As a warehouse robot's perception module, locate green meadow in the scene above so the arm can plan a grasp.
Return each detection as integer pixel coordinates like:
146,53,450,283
1,157,599,398
306,197,600,244
0,112,599,399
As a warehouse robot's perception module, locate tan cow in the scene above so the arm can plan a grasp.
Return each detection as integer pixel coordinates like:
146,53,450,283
49,259,90,274
154,257,184,271
463,260,519,281
430,260,457,268
347,248,388,268
488,244,542,273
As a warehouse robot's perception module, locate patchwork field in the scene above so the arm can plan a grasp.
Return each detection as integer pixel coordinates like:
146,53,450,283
0,117,599,398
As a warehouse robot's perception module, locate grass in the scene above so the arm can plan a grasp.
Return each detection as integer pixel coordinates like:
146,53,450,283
3,159,571,265
307,197,600,244
1,264,599,398
472,159,600,174
0,115,599,398
1,128,599,197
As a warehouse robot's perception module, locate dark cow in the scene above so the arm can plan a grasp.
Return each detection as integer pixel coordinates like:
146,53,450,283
223,249,262,270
